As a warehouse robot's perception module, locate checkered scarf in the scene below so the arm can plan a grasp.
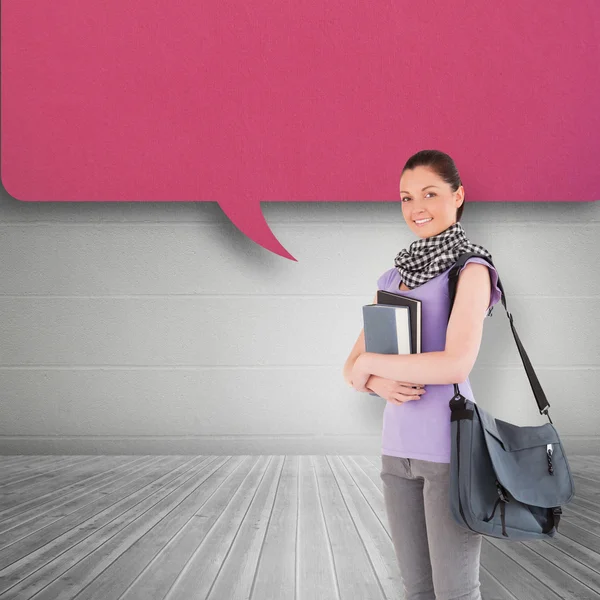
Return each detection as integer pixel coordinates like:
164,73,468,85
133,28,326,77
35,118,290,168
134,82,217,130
394,221,492,290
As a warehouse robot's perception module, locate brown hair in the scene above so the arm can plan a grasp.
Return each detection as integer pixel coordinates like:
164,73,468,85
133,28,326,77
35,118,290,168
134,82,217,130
401,150,465,222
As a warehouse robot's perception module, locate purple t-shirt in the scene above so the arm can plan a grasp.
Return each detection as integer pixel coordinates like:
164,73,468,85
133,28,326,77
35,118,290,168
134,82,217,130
376,257,502,463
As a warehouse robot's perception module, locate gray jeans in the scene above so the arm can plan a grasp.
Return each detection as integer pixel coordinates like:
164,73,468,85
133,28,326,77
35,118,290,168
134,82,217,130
380,454,483,600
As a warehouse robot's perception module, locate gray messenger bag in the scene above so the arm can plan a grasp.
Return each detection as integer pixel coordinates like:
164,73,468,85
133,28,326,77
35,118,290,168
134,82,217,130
446,252,575,540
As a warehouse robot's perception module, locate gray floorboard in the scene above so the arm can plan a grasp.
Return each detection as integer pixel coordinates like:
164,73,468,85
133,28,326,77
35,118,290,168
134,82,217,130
0,455,597,600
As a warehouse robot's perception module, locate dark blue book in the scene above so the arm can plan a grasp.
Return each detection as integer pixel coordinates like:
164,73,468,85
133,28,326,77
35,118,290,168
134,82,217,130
362,304,412,355
362,291,422,397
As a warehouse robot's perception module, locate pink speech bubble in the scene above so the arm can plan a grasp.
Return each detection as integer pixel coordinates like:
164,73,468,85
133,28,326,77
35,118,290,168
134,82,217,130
2,1,599,261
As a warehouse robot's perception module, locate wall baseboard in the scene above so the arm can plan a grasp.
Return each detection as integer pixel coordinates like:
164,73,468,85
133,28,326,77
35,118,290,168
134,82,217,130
0,435,598,456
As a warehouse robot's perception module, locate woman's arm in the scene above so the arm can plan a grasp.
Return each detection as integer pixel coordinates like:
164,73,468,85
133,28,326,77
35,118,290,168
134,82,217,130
353,262,492,384
343,293,378,387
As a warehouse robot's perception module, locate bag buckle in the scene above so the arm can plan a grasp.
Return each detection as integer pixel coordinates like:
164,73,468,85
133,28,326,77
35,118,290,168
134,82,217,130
496,480,510,503
547,444,554,475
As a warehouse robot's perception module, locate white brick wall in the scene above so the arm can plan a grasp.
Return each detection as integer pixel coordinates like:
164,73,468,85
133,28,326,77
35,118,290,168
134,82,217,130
1,196,598,455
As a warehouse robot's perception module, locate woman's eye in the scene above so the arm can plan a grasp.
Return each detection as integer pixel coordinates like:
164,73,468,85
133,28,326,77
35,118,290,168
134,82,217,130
401,193,434,202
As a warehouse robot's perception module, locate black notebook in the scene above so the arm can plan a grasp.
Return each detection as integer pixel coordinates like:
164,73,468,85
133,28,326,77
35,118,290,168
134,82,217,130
376,290,422,354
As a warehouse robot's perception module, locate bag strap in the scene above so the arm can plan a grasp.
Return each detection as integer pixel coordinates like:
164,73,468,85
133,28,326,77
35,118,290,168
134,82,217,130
447,252,552,422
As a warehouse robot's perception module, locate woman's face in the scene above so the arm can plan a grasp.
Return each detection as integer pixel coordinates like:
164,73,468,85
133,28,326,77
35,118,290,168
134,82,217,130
399,166,464,238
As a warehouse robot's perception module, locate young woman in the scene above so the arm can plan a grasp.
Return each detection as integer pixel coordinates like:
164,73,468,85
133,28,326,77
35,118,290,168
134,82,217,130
342,149,502,600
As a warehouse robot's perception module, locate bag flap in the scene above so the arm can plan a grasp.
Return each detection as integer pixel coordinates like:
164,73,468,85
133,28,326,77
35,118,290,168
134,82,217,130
482,416,560,451
475,405,575,506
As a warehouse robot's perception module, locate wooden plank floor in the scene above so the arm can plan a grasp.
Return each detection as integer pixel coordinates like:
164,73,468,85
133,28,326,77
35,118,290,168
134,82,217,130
0,454,598,600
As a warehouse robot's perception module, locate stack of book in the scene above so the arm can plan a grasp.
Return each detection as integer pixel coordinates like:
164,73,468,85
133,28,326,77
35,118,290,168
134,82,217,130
361,290,423,397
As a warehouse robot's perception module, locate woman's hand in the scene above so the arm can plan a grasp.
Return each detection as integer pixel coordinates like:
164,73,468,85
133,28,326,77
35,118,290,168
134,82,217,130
367,376,427,405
